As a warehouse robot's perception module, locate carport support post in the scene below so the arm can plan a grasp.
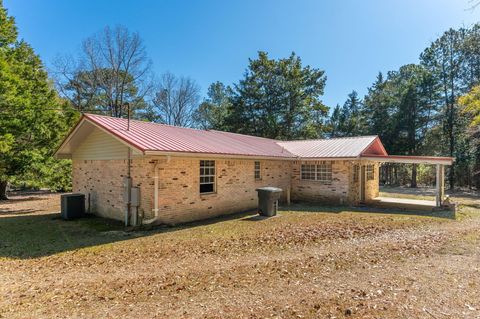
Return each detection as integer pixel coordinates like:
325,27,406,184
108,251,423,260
435,164,445,207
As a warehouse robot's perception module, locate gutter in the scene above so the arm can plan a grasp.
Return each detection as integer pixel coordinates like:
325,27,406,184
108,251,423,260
360,155,455,165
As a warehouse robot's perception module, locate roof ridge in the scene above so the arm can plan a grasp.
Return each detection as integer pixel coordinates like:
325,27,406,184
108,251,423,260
84,113,210,133
210,129,278,142
84,114,378,143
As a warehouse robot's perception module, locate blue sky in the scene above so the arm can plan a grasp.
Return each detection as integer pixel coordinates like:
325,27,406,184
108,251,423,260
4,0,480,108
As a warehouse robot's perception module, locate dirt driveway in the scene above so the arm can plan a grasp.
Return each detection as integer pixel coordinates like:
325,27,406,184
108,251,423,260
0,191,479,318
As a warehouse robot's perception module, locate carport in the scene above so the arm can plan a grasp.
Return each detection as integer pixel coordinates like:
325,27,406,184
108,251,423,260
359,154,455,209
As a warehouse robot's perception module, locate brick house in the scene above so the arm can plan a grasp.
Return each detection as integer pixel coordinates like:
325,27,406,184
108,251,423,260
55,114,454,226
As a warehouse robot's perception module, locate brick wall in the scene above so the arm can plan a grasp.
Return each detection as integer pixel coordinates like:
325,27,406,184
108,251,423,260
348,161,380,204
73,157,291,224
72,159,127,220
72,156,379,225
150,157,291,225
364,162,380,200
291,160,351,204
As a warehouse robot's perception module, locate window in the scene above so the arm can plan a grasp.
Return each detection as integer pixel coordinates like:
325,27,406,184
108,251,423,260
301,164,316,180
254,161,261,180
353,164,360,182
366,164,375,181
317,162,332,182
200,160,215,193
301,162,333,182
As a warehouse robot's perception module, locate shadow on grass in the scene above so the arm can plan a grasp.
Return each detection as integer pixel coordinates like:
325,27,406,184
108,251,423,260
241,215,275,222
0,213,132,259
0,201,456,260
281,202,456,220
0,208,41,216
463,203,480,210
0,210,258,259
145,210,257,230
0,196,49,204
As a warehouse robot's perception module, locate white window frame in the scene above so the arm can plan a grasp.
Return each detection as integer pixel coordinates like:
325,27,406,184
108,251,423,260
301,164,316,180
200,160,216,194
254,161,261,180
301,162,333,183
317,161,332,182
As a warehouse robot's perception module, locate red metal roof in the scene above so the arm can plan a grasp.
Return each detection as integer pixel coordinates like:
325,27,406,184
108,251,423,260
277,136,384,158
84,114,295,158
61,114,442,161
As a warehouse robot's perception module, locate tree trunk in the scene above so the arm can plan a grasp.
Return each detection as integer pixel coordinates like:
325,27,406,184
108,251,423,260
0,180,8,200
410,164,417,188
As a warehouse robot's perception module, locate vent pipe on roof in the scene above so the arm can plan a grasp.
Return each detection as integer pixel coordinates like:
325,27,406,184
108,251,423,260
125,102,130,131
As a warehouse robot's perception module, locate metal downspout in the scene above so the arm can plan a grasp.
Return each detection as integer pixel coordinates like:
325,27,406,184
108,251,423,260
143,160,159,224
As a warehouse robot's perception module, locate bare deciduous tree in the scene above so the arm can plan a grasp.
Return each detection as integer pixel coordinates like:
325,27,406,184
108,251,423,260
467,0,480,10
152,72,200,127
53,25,153,117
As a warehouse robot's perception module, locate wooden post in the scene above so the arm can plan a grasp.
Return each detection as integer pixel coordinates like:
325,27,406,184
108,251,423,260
436,164,445,207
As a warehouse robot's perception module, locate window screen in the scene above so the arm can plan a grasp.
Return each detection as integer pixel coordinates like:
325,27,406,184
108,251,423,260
200,160,215,193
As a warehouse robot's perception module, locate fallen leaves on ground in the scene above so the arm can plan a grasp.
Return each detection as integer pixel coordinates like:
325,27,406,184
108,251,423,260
0,192,479,318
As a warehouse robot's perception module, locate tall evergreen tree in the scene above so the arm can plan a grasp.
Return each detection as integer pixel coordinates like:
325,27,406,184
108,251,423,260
391,64,440,186
0,1,71,198
329,104,343,137
420,28,467,189
329,91,364,137
342,91,364,136
361,66,440,187
363,72,396,146
227,51,328,139
193,81,233,130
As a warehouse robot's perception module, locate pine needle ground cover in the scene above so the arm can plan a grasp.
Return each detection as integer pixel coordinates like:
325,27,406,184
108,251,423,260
0,191,479,318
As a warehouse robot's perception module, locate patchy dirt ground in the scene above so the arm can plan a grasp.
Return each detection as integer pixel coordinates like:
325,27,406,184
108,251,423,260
1,191,480,318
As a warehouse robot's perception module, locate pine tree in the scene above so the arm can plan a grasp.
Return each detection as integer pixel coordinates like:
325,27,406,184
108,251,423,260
0,1,70,198
420,28,467,189
329,104,343,137
193,81,233,130
228,51,328,139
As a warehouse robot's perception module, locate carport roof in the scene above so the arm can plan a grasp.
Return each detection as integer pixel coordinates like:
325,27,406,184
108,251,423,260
360,154,454,165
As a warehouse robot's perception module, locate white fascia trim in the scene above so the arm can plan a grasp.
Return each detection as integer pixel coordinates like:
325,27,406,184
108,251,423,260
361,156,454,165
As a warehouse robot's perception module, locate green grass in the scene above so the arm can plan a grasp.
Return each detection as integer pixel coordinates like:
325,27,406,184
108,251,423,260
0,213,124,259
